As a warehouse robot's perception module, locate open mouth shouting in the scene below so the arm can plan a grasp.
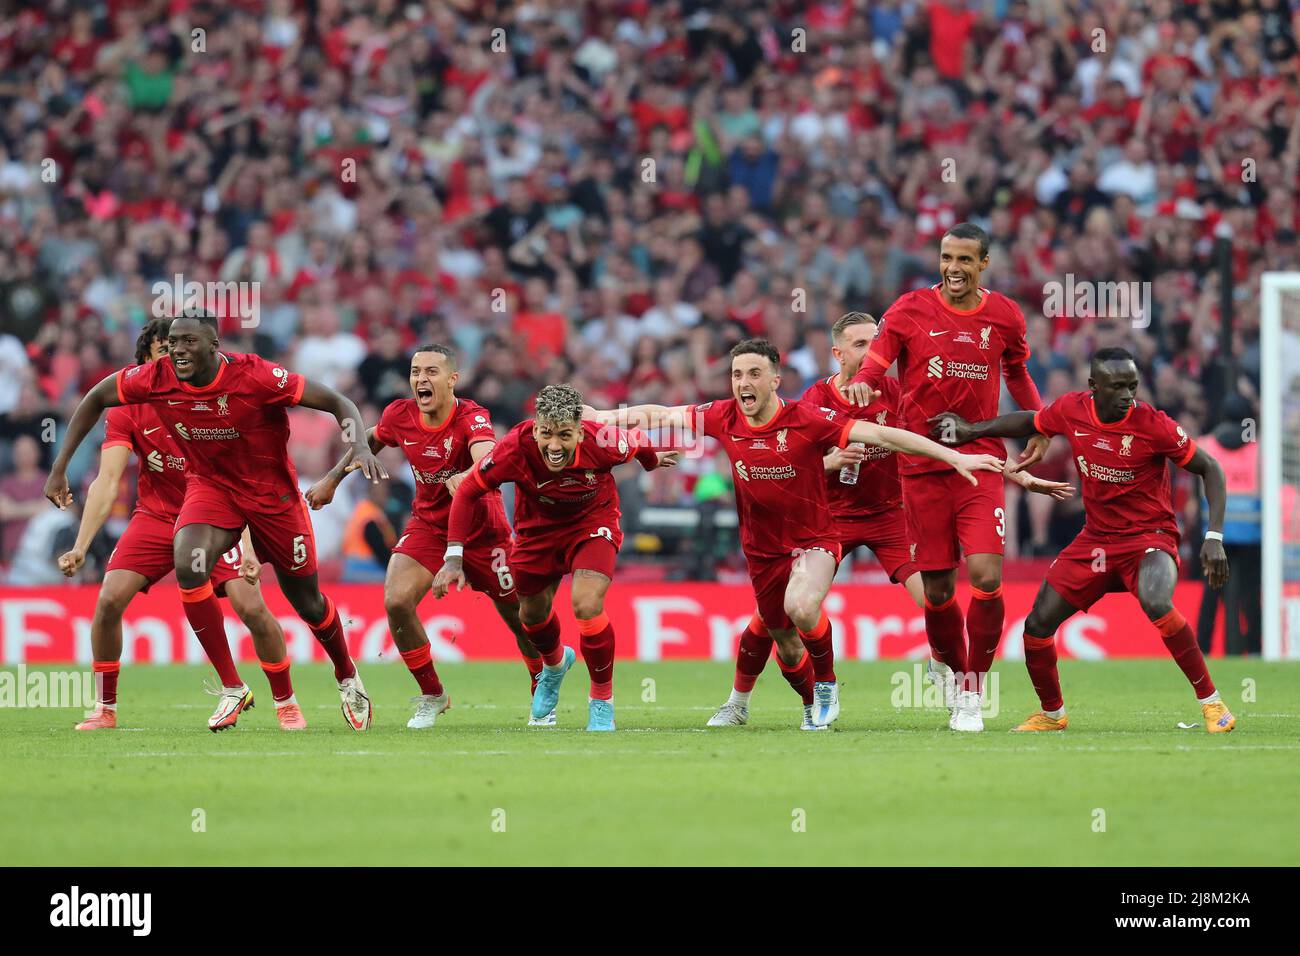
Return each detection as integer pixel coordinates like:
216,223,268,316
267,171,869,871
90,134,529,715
738,388,759,413
945,272,970,295
544,447,571,470
415,385,435,407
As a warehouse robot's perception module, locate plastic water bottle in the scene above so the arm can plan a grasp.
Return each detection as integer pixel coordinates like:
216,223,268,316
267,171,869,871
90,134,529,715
839,442,865,485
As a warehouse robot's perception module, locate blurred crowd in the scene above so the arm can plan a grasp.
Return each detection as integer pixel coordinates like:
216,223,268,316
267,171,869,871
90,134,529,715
0,0,1291,583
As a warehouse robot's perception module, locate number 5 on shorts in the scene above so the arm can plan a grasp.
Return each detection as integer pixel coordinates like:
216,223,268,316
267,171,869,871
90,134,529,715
292,534,307,567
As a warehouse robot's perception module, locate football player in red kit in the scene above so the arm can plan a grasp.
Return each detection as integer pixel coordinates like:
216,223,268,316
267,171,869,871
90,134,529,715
57,320,305,731
308,344,546,728
588,338,1005,730
841,223,1051,732
433,384,679,732
932,347,1235,733
44,313,388,732
707,314,1071,729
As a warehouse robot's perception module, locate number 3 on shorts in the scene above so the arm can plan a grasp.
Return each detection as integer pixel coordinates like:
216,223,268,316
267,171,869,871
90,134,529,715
994,506,1006,539
292,534,307,566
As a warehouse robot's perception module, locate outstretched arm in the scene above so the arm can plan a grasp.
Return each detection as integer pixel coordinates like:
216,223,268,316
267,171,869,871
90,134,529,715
929,410,1049,474
57,444,130,574
45,374,123,508
1182,445,1229,590
432,469,493,598
846,420,1004,486
305,426,386,509
297,380,389,482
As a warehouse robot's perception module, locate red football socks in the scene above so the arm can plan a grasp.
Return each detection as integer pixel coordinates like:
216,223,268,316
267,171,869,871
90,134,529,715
259,657,295,703
399,643,443,697
1155,609,1216,698
798,612,835,683
1023,632,1064,712
179,583,241,687
577,612,615,700
734,615,773,692
93,660,120,707
965,586,1005,693
307,596,356,682
924,595,968,680
521,650,544,695
777,649,816,705
522,611,564,665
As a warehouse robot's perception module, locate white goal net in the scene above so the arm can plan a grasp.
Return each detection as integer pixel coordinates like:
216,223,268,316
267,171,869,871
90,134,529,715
1260,272,1300,659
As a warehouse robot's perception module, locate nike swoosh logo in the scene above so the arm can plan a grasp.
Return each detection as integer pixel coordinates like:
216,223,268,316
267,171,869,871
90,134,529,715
143,427,161,435
537,480,554,488
929,330,949,337
404,439,418,445
730,436,746,441
167,400,184,405
1074,430,1090,437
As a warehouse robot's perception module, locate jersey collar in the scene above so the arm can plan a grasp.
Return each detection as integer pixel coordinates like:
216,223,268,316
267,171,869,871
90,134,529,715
419,398,459,433
176,352,229,393
1088,395,1137,429
931,285,988,316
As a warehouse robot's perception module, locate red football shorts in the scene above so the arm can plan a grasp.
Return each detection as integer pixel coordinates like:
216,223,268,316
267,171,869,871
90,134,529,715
901,468,1006,571
176,477,318,577
838,506,917,583
106,511,242,596
1047,529,1180,612
508,517,622,597
393,515,518,603
747,539,842,632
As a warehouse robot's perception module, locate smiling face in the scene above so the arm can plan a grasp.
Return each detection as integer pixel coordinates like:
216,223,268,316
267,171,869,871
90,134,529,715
1089,359,1140,422
533,417,582,472
730,352,780,423
409,349,458,416
938,234,987,306
166,317,219,383
831,321,877,380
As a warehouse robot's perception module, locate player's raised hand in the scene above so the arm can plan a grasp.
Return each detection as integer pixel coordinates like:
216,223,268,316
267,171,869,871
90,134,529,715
655,451,681,468
952,453,1005,486
348,448,389,483
431,559,466,599
1008,433,1050,474
1201,536,1229,590
928,412,975,445
839,381,880,407
57,547,86,577
44,469,73,510
1007,467,1075,501
304,476,338,510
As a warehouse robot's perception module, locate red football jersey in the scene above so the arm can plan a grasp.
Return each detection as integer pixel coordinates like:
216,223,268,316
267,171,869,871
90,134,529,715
801,374,903,518
688,398,854,560
101,403,188,522
853,286,1034,474
116,352,306,512
465,419,657,538
374,397,508,539
1034,391,1195,538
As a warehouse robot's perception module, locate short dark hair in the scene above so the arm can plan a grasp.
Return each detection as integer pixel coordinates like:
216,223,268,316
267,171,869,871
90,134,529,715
172,311,219,336
411,343,457,370
831,311,877,342
730,337,781,371
1091,346,1136,371
134,318,173,365
942,222,990,259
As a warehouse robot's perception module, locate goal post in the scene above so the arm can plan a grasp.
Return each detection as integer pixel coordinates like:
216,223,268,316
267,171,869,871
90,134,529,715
1260,272,1300,660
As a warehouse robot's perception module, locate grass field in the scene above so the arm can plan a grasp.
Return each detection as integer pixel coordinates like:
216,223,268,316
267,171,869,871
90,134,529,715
1,659,1296,866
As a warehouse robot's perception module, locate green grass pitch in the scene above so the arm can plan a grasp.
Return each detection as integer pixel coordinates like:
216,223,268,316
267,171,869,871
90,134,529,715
2,660,1295,866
